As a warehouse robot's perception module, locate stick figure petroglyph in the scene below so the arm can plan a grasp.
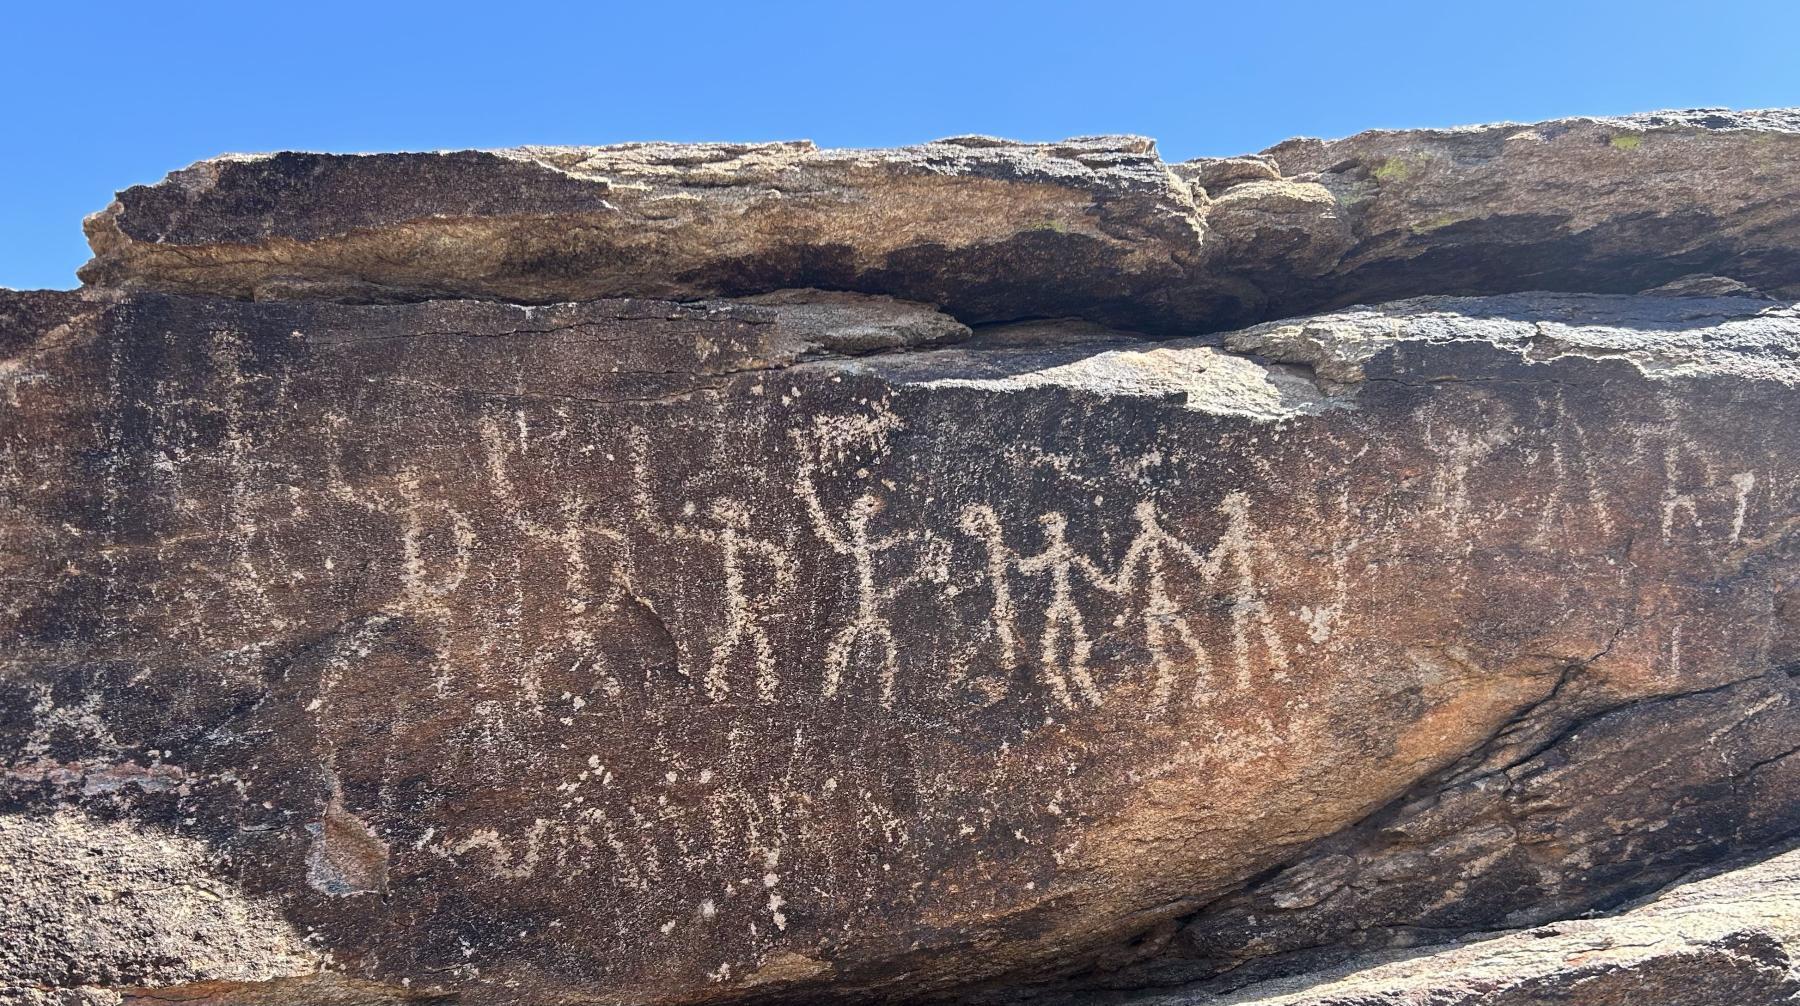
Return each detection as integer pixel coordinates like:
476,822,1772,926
320,419,475,613
960,506,1109,710
1015,512,1110,709
478,414,638,706
794,453,916,708
1112,500,1216,712
1532,391,1617,543
1095,494,1287,704
1205,493,1291,689
958,505,1023,671
630,436,794,703
691,497,797,704
961,492,1290,711
480,415,627,616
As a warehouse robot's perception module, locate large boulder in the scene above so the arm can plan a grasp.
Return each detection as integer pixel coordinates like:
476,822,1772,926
4,283,1800,1004
8,108,1800,1004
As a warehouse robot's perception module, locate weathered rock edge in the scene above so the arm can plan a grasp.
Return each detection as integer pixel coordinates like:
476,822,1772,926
1156,842,1800,1006
78,109,1800,333
5,286,1800,1005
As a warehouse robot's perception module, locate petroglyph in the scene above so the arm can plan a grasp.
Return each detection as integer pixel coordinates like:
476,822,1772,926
630,433,795,703
1532,391,1618,543
1205,493,1293,688
1112,500,1219,712
1731,471,1757,542
480,413,601,610
440,820,553,883
1013,513,1110,709
478,412,632,667
1419,402,1509,537
1660,443,1704,544
957,493,1292,711
792,441,914,708
393,467,477,607
958,505,1025,672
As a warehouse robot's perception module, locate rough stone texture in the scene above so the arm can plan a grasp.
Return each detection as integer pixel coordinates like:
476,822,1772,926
0,811,318,1006
6,281,1800,1004
78,110,1800,333
1136,844,1800,1006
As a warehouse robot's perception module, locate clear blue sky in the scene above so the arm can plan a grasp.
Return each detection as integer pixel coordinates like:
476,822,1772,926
6,0,1798,291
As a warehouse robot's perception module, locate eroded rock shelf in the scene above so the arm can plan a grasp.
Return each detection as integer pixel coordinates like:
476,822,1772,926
79,109,1800,333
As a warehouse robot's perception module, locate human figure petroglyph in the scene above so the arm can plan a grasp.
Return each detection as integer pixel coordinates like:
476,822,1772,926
1292,482,1358,650
319,419,476,613
1205,492,1292,689
1622,398,1767,549
1729,471,1757,543
691,498,796,704
391,468,477,609
629,436,795,703
793,455,912,707
958,505,1025,672
479,413,644,707
959,507,1109,710
961,492,1291,709
1659,439,1711,544
479,415,628,620
1015,512,1111,709
1111,500,1216,712
1532,391,1618,543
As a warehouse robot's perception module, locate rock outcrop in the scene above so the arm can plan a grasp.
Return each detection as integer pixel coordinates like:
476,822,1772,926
77,110,1800,334
4,110,1800,1005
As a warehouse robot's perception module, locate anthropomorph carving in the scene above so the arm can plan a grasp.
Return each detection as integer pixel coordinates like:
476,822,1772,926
961,492,1288,711
480,413,629,627
961,507,1110,709
1112,499,1217,712
794,447,914,708
631,435,795,703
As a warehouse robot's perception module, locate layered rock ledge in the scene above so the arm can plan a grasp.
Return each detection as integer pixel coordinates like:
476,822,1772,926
4,109,1800,1006
79,109,1800,332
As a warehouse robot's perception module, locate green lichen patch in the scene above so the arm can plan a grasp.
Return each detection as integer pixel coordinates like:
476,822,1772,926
1373,157,1412,182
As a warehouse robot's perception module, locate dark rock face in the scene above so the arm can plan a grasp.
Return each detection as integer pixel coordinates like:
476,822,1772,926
6,110,1800,1005
6,284,1800,1004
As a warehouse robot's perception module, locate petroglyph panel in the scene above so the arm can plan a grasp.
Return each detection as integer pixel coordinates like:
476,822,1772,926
4,289,1799,1004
